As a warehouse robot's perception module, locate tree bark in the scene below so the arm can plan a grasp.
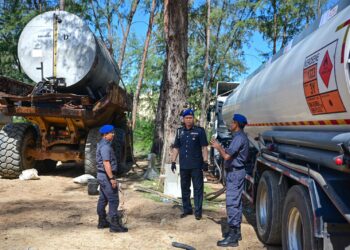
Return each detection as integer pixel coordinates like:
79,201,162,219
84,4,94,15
90,0,106,44
117,0,140,71
106,0,114,55
132,0,156,130
317,0,321,17
59,0,64,10
199,0,211,128
161,0,188,172
151,58,168,156
272,0,277,55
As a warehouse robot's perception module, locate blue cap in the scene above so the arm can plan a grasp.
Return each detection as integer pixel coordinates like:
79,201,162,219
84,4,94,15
182,108,194,117
99,124,114,134
233,114,248,124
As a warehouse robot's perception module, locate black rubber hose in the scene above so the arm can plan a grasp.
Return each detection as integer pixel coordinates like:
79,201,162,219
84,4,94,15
171,242,196,250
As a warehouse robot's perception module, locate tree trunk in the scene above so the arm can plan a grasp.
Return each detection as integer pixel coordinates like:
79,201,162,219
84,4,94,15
281,14,288,48
199,0,211,128
272,0,277,55
59,0,64,10
317,0,321,17
106,0,114,56
151,59,168,156
90,0,106,44
161,0,188,172
132,0,156,130
117,0,140,71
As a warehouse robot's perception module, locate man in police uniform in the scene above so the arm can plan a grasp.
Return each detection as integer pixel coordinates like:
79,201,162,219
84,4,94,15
171,108,208,220
96,124,128,233
210,114,249,247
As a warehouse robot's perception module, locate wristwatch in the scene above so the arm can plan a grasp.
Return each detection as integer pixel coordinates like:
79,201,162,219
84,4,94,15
109,175,116,180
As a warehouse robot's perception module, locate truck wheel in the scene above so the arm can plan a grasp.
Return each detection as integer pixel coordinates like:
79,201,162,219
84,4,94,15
282,185,322,250
84,128,100,176
256,170,288,244
0,123,37,179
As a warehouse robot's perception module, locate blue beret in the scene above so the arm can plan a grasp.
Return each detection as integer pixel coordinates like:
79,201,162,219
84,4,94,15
233,114,248,124
182,108,194,117
99,124,114,134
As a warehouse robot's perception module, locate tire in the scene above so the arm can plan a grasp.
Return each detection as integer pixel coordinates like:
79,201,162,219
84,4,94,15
282,185,323,250
0,123,37,179
256,170,288,244
84,128,100,176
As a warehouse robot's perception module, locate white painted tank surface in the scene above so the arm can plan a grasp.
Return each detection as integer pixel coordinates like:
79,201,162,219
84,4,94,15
222,2,350,138
18,10,120,96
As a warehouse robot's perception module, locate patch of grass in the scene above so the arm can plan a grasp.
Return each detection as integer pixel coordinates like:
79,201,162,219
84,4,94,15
204,184,214,194
133,118,154,157
203,199,225,212
140,179,163,192
142,192,163,203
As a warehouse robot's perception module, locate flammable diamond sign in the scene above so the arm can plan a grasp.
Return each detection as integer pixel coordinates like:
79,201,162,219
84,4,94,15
319,50,333,88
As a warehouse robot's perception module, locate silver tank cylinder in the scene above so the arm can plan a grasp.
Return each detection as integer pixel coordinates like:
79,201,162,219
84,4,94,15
18,10,120,96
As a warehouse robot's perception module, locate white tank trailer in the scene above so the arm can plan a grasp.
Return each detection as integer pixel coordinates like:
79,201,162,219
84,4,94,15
18,10,120,97
212,1,350,249
0,11,133,179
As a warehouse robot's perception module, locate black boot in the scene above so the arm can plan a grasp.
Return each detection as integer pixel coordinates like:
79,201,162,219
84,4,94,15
97,216,110,229
222,226,242,241
109,215,128,233
217,228,238,247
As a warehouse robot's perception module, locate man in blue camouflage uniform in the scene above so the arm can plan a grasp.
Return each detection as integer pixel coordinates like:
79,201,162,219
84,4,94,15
211,114,249,247
171,108,208,220
96,124,128,233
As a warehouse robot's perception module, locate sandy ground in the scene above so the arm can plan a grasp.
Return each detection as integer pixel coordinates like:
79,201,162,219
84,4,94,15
0,163,281,250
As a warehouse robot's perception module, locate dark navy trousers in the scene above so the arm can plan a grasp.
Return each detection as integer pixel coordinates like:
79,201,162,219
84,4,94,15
180,168,203,216
97,173,119,218
226,168,246,227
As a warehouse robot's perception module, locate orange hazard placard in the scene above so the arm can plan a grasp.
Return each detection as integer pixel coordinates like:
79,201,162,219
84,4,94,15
303,65,317,82
320,90,346,113
304,79,319,97
306,95,326,115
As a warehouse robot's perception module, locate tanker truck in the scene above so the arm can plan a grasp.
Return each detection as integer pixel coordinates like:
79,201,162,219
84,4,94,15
210,1,350,249
0,10,133,179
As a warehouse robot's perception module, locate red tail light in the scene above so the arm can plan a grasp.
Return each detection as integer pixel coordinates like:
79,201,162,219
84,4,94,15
335,157,343,166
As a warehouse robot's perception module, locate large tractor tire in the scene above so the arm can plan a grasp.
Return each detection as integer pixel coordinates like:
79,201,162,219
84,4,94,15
282,185,323,250
84,128,100,176
256,170,288,244
0,123,37,179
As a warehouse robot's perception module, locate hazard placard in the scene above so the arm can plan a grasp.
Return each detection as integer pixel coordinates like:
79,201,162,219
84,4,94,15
303,40,346,115
319,51,333,88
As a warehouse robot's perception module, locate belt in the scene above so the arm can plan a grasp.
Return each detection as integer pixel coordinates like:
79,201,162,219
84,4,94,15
226,166,245,172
